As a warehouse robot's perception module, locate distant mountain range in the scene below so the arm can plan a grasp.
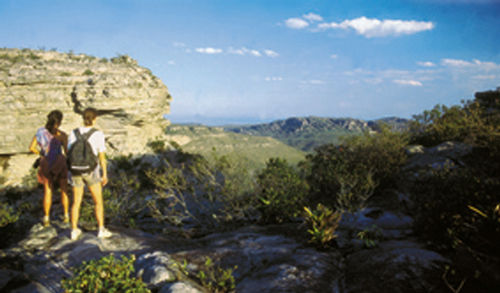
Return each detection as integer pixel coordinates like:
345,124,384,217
224,116,409,152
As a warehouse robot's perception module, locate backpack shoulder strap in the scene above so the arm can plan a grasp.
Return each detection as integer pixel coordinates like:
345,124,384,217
82,128,98,140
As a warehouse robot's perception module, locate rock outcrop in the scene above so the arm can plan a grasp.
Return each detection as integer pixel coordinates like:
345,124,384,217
0,48,171,185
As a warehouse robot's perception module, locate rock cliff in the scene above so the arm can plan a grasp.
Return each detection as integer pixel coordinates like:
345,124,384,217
0,48,171,185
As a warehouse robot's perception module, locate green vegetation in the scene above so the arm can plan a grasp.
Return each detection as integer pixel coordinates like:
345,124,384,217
255,158,308,223
166,124,306,173
0,201,19,227
305,125,408,212
61,254,150,293
357,225,383,248
408,88,500,291
83,69,94,75
303,204,341,248
195,257,237,293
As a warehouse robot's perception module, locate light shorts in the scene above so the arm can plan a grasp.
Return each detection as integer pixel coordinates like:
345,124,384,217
70,168,101,187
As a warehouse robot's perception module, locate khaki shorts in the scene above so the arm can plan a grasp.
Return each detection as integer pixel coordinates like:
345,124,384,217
70,169,101,187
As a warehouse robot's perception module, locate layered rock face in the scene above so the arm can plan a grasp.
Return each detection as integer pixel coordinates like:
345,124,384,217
0,48,171,185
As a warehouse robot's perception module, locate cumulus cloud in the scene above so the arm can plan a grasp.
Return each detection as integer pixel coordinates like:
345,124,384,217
195,47,223,54
318,16,434,37
285,17,309,29
303,12,323,22
264,49,279,58
417,61,436,67
394,79,423,86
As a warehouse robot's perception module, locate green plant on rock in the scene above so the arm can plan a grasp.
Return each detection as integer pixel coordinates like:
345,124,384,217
61,254,150,293
256,158,309,223
357,225,383,248
147,137,167,154
0,201,19,227
303,203,342,248
195,257,237,293
83,69,94,75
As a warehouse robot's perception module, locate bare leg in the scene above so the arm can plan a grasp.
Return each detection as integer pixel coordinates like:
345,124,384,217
88,183,104,229
43,181,52,219
71,186,84,230
59,179,69,218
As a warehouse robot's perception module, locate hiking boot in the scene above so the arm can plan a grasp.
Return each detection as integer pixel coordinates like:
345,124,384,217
97,227,112,238
71,228,82,240
42,216,50,227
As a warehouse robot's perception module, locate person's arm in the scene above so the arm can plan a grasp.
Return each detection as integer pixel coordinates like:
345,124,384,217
60,131,68,155
99,152,108,186
29,136,40,155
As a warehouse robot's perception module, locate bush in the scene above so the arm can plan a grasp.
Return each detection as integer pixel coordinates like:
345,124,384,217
305,125,407,211
61,254,150,293
255,158,308,223
409,88,500,290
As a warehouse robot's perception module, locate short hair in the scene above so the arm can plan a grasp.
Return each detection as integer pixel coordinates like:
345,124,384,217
83,107,98,126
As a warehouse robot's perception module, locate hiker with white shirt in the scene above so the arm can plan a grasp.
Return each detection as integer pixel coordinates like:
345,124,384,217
67,107,112,240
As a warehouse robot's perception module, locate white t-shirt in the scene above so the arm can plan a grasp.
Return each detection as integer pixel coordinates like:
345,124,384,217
68,127,106,156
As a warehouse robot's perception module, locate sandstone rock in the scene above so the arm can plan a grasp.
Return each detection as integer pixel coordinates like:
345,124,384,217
0,48,172,186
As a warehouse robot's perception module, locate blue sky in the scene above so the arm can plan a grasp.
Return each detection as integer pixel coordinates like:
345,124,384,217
1,0,499,125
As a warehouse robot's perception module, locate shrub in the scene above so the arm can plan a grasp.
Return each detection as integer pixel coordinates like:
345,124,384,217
303,203,341,248
194,257,237,293
0,201,19,227
256,158,308,223
61,254,150,293
305,124,407,212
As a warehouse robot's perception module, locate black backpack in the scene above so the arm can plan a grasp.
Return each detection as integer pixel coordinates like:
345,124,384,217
68,128,98,175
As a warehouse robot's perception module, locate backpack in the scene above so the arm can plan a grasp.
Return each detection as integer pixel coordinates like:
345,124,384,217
67,128,98,175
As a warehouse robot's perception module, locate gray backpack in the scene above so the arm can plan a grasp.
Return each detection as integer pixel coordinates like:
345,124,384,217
68,128,98,175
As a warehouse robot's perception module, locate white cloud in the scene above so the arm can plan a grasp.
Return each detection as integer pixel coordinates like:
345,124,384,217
285,17,309,29
301,79,325,85
473,75,497,80
167,60,176,65
250,50,262,57
173,42,186,47
195,47,223,54
303,13,323,22
228,47,245,55
330,54,338,59
265,76,283,82
318,16,434,38
417,61,436,67
264,49,279,58
228,47,270,57
441,58,500,70
394,79,423,86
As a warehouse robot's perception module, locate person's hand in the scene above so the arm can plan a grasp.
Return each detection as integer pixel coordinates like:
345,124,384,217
101,175,108,186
